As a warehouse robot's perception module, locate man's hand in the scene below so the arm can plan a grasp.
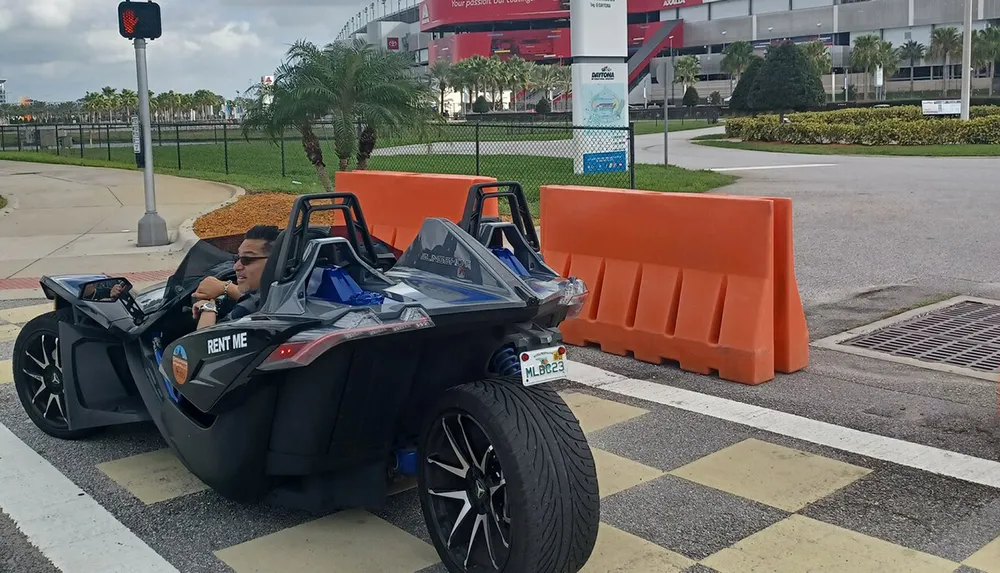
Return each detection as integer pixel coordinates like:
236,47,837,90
110,283,125,298
193,277,229,301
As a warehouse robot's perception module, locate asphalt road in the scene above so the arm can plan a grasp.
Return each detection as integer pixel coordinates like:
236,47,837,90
638,127,1000,307
3,130,1000,572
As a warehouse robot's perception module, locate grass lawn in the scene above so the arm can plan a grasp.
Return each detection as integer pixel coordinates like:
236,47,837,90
691,133,1000,156
0,148,735,217
633,119,716,136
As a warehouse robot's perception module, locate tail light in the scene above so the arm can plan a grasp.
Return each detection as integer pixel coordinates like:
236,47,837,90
559,277,588,319
258,307,433,371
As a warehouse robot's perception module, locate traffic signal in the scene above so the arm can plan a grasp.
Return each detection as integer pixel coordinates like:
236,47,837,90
118,1,161,40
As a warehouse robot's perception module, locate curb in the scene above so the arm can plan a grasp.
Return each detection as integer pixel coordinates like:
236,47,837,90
172,181,247,252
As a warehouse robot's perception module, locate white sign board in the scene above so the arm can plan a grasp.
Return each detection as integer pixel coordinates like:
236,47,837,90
922,99,962,115
571,62,629,175
570,0,627,58
131,115,141,154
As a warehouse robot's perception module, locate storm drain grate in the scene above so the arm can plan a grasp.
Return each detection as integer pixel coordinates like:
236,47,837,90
812,296,1000,380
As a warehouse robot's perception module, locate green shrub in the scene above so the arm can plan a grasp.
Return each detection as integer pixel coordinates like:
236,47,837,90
683,86,699,108
726,105,1000,146
534,97,552,114
472,96,490,114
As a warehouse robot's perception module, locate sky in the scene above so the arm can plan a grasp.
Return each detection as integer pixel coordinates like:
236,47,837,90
0,0,367,103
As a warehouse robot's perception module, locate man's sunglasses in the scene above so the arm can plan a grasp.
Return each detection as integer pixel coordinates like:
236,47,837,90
236,255,268,265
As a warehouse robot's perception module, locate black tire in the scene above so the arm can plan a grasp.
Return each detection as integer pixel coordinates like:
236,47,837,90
417,377,599,573
12,307,100,440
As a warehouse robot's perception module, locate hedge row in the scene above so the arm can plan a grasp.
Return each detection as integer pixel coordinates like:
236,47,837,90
726,116,1000,145
726,109,1000,145
758,106,1000,125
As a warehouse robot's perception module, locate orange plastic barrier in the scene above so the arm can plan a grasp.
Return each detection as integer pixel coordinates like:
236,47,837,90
334,171,498,251
766,197,809,374
540,185,808,385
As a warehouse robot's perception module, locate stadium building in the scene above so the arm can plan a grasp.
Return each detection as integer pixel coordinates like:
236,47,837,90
339,0,997,111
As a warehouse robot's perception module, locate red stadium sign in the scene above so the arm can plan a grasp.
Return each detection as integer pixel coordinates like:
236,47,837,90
387,37,400,50
419,0,702,31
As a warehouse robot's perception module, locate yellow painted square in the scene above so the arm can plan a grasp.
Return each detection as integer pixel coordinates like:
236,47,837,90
0,303,52,325
96,448,208,504
964,534,1000,572
0,360,11,384
591,447,665,498
669,438,872,511
214,508,441,573
702,514,959,573
0,323,21,343
560,391,648,434
579,522,694,573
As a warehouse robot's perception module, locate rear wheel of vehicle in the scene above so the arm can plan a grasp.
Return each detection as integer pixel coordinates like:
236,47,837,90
12,308,99,440
417,378,600,573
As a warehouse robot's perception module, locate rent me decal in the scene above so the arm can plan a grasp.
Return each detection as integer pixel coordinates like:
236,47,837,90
207,332,248,354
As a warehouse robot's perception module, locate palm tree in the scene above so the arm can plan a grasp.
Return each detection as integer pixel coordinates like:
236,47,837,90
974,27,1000,96
428,60,451,115
930,27,962,96
875,40,900,98
721,41,755,85
897,40,926,94
244,38,434,180
850,34,881,100
673,55,701,91
800,41,832,77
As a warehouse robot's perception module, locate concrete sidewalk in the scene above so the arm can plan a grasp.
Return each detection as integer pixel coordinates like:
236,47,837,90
0,160,240,297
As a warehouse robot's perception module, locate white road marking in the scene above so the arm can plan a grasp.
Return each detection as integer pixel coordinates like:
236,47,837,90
0,422,179,573
710,163,838,172
565,360,1000,490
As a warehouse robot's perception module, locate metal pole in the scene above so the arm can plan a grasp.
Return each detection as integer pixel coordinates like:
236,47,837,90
662,59,669,166
961,0,974,120
134,37,168,246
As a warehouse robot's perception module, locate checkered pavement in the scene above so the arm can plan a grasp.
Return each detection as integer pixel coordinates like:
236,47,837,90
1,300,999,573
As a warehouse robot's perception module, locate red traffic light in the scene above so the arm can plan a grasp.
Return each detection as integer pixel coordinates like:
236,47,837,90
118,1,161,40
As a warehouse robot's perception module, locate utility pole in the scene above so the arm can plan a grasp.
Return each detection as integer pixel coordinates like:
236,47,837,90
134,37,167,246
118,1,168,246
662,58,669,166
961,0,973,120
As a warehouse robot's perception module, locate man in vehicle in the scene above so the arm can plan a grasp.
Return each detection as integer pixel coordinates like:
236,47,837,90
191,224,279,329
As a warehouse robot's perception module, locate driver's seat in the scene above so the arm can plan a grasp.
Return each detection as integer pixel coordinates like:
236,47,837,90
259,226,330,304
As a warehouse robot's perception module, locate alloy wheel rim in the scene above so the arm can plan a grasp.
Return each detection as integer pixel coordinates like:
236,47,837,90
20,333,68,428
424,412,511,571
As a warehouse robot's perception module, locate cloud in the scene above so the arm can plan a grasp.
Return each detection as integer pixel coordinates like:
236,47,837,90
0,0,366,102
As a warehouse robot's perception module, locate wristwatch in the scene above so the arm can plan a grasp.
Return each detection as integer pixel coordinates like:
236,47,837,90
197,301,218,317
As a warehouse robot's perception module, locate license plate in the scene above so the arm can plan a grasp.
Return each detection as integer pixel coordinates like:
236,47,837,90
519,345,569,387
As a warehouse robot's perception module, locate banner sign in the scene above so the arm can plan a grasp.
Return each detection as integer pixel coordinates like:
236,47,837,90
571,62,629,174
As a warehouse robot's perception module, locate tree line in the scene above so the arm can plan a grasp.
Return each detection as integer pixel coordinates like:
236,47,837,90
426,55,572,114
0,87,251,124
674,25,1000,101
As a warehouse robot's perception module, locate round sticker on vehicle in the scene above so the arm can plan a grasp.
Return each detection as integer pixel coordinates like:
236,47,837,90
172,345,189,384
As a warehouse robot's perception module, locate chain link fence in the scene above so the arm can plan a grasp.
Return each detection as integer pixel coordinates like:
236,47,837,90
0,121,636,206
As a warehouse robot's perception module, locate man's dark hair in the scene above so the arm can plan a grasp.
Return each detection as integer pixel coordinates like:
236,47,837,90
245,225,279,253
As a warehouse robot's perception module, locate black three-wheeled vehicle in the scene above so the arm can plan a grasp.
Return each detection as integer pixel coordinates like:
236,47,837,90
12,183,600,572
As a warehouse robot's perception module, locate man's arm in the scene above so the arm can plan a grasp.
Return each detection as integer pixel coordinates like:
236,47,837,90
192,300,219,330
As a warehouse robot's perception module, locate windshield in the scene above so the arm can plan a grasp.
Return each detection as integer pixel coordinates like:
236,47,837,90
143,240,236,313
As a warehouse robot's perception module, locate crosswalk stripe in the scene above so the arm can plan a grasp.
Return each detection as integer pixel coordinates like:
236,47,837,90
214,509,441,573
0,303,52,325
0,423,179,573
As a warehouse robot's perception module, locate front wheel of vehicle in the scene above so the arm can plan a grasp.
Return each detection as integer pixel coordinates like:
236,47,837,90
417,378,599,573
12,308,100,440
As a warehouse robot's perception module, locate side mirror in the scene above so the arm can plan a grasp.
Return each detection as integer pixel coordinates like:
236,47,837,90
79,277,133,303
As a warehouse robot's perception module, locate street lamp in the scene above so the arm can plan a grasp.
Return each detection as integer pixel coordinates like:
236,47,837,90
961,0,973,120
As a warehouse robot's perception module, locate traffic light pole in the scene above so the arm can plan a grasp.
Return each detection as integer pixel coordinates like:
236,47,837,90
134,37,168,246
